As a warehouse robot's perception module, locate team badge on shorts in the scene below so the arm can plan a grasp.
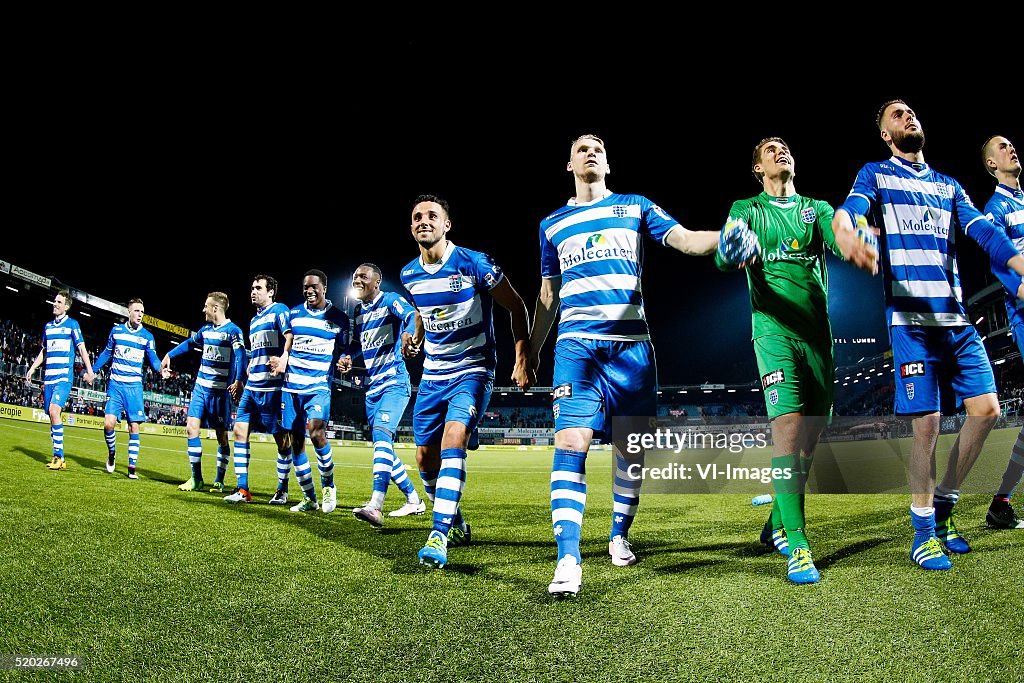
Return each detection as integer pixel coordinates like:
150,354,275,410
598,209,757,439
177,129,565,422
448,275,463,292
906,383,915,401
553,403,560,419
768,389,779,406
800,207,816,224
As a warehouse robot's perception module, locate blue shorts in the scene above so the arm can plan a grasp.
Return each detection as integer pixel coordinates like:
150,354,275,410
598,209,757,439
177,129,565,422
413,372,492,447
552,338,657,438
282,389,331,431
187,384,233,430
891,325,996,415
366,383,411,434
105,381,146,423
43,383,70,412
235,388,282,434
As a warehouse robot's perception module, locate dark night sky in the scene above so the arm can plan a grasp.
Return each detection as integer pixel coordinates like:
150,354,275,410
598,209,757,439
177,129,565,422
4,39,1018,386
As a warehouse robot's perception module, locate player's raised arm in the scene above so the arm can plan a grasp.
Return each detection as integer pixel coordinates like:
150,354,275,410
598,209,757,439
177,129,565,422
75,337,94,384
489,277,534,390
92,327,116,375
25,348,44,383
146,335,162,374
664,225,720,256
163,328,201,372
528,276,560,374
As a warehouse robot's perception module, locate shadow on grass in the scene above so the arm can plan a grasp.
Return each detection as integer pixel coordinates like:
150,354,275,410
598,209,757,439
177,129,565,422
65,451,113,472
815,537,890,569
12,445,51,466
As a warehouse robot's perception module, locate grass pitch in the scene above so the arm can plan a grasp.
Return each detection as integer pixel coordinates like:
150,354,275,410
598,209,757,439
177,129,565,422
0,417,1021,682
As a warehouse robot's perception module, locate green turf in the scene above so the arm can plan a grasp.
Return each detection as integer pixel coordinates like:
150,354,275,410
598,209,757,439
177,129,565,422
1,417,1021,682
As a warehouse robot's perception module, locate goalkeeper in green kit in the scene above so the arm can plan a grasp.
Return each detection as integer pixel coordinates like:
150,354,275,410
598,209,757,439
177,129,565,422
715,137,878,583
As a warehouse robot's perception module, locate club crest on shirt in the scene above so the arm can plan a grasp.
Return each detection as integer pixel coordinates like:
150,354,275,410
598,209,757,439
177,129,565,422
801,207,816,224
613,205,629,218
448,275,463,292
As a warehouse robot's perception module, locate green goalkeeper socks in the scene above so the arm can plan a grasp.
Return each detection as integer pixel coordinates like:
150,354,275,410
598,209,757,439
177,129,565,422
773,454,808,550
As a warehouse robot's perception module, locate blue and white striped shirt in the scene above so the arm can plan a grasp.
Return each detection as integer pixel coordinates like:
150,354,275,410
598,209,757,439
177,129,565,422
839,156,1009,327
986,184,1024,328
169,321,246,390
401,241,503,381
246,302,291,392
353,291,415,397
540,190,679,342
41,315,84,386
93,323,160,385
283,301,349,395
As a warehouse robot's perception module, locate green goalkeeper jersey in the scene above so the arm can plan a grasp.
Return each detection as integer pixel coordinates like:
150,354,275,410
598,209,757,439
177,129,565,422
716,192,840,344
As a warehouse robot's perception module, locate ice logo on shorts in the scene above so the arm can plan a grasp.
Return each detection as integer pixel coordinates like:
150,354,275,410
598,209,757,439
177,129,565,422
906,383,915,400
448,275,463,293
768,389,779,406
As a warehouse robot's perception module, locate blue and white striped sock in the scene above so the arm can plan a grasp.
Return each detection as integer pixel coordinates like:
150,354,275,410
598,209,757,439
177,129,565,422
551,448,587,563
315,443,334,489
432,448,466,535
276,447,292,492
187,437,203,481
610,452,641,539
371,429,393,505
51,423,64,459
215,445,229,485
104,429,117,456
128,433,140,469
234,441,250,491
391,455,417,500
293,449,317,501
419,468,439,503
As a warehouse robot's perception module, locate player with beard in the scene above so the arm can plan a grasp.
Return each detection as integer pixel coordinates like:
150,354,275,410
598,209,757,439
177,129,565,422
833,100,1024,570
401,194,534,569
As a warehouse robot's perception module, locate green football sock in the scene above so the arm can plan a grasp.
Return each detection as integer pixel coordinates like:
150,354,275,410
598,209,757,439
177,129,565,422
799,454,813,518
768,499,783,531
773,454,808,550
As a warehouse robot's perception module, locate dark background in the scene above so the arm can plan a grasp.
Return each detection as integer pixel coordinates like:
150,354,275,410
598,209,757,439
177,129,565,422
4,38,1019,386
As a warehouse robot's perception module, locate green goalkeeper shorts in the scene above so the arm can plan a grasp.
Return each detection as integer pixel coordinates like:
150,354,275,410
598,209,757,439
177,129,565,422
753,335,834,420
